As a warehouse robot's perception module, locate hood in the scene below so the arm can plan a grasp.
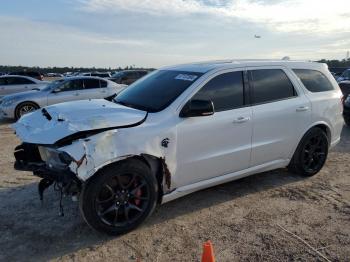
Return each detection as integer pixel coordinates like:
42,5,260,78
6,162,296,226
13,99,147,145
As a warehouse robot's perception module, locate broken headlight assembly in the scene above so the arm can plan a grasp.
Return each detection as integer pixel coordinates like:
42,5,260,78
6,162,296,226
38,146,74,169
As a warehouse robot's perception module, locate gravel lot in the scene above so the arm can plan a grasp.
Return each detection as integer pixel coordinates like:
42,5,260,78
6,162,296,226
0,117,349,261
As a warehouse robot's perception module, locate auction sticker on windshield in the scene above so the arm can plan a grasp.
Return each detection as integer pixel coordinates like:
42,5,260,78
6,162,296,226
175,74,198,81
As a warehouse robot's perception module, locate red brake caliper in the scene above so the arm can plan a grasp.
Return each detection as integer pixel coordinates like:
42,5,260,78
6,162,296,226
134,182,142,206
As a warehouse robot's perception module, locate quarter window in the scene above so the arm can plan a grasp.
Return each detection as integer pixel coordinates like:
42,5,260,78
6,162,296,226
192,71,244,112
293,69,334,92
250,69,296,104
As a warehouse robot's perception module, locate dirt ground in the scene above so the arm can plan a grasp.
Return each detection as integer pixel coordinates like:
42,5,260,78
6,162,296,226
0,117,349,262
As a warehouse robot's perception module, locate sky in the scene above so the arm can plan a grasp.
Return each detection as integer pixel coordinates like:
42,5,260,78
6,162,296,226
0,0,349,68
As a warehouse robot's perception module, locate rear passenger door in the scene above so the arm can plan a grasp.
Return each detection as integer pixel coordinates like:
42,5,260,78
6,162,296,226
79,79,106,99
248,67,311,167
47,79,85,105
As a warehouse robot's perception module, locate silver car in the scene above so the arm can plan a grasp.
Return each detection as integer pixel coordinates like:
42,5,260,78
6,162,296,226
0,76,124,120
0,75,49,97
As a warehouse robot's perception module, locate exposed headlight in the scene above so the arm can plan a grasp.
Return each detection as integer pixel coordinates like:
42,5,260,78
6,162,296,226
38,146,72,169
2,98,16,106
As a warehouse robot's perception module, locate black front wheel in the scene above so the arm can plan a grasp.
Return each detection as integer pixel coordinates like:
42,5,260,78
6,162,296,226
80,159,158,235
288,127,329,176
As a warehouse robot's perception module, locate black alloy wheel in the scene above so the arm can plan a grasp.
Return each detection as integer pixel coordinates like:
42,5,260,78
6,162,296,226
80,159,158,235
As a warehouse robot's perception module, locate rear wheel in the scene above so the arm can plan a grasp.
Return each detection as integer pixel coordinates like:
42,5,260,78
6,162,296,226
15,102,39,120
80,159,158,235
288,128,329,176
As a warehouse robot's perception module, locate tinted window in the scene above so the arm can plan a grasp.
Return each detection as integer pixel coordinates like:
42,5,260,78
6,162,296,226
84,79,100,89
293,69,334,92
59,79,84,91
6,77,35,85
100,80,108,88
250,69,296,104
192,71,244,112
339,82,350,96
115,70,203,112
0,78,7,85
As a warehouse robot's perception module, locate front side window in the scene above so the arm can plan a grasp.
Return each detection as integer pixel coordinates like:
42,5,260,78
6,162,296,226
250,69,296,104
293,69,334,93
115,70,203,112
192,71,244,112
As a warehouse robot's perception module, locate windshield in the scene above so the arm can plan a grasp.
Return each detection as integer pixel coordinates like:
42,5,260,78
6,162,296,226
42,79,65,91
114,70,203,112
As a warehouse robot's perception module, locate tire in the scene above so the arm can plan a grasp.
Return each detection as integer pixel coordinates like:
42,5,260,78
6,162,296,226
15,102,39,120
288,127,329,177
344,116,350,126
79,158,158,235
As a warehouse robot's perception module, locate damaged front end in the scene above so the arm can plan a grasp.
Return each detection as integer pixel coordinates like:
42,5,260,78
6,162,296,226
14,143,82,202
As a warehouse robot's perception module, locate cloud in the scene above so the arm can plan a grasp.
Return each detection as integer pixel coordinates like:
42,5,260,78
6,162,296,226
79,0,350,33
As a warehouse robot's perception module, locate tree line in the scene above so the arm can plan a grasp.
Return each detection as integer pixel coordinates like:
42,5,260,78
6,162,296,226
0,65,155,74
0,59,349,74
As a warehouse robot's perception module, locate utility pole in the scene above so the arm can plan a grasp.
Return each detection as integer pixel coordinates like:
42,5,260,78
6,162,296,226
346,51,350,60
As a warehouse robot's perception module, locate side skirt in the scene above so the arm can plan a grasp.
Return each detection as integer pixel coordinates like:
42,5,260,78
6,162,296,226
161,159,290,204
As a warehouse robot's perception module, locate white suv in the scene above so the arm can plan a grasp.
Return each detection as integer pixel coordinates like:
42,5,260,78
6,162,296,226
12,60,343,235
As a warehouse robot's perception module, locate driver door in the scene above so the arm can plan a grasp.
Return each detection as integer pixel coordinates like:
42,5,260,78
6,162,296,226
174,70,253,187
47,79,84,106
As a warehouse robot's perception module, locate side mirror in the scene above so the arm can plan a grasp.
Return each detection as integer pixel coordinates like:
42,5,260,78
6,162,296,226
180,99,214,118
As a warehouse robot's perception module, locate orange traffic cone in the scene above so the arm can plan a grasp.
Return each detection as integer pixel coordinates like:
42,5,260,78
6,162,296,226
201,240,216,262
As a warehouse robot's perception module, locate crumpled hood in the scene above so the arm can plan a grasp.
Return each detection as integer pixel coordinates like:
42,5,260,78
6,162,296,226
13,99,147,145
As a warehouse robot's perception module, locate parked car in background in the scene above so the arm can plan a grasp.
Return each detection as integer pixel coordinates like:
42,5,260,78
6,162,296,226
0,76,124,120
46,73,64,78
339,81,350,126
336,69,350,82
0,75,49,97
109,70,149,85
9,71,44,81
80,72,111,78
12,60,343,235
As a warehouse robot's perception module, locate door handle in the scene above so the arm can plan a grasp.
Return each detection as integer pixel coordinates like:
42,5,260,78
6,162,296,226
74,93,79,96
233,116,250,123
296,106,309,112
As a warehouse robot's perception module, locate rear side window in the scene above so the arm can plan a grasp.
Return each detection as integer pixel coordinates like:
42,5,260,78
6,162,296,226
83,79,100,89
250,69,296,104
293,69,334,92
192,71,244,112
60,79,84,91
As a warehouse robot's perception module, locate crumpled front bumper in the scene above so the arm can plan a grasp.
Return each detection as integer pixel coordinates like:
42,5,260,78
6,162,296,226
14,143,80,186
